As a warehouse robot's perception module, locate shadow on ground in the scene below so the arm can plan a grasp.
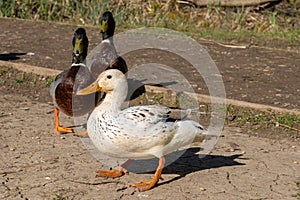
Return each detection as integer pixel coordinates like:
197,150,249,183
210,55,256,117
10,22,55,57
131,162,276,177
0,52,28,61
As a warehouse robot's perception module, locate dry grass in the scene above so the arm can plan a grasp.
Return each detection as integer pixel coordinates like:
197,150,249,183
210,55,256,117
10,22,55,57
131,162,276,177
1,1,299,41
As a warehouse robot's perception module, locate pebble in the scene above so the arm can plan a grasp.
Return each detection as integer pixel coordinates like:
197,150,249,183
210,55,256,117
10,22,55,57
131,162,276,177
200,187,206,191
20,107,30,110
26,52,35,56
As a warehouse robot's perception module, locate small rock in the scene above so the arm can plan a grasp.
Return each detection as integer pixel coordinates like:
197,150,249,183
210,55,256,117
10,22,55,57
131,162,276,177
200,187,206,191
26,52,35,56
282,103,290,107
224,147,235,152
20,107,30,111
294,161,299,164
60,136,65,139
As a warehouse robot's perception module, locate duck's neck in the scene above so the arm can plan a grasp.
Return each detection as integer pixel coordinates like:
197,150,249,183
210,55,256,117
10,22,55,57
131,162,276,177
97,81,128,113
102,32,114,41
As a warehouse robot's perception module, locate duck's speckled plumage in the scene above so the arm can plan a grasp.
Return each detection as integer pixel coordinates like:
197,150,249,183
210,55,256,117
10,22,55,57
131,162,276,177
78,69,209,160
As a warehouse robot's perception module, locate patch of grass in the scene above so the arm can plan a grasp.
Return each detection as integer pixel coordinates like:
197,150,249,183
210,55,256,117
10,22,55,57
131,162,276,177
0,1,299,49
45,77,55,87
53,193,69,200
16,77,26,84
0,69,6,76
15,73,37,86
274,114,300,127
225,104,300,132
292,181,300,199
151,93,164,104
269,11,279,33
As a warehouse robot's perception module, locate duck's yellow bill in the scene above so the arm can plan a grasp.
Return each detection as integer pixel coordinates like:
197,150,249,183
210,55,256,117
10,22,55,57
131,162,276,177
100,20,108,33
77,80,102,95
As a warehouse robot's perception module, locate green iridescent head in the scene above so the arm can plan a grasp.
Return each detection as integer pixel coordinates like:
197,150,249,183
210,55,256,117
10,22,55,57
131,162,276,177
100,11,115,40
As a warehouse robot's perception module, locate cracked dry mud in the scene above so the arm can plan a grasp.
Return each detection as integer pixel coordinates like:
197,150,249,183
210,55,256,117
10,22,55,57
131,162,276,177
0,92,299,199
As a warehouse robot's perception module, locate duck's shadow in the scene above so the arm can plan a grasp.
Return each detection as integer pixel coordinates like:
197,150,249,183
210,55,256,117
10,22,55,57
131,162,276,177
0,52,28,61
126,148,246,186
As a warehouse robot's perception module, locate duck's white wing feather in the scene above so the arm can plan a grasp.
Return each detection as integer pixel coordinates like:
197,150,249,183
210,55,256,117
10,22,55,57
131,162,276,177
119,105,172,129
107,105,178,155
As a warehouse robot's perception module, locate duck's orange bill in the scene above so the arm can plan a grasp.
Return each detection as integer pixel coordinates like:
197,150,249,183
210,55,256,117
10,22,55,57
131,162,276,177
77,80,102,95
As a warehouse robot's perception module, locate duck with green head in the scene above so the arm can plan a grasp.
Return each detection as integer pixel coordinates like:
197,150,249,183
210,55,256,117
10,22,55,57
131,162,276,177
50,11,128,135
50,27,96,134
72,28,89,64
87,11,127,79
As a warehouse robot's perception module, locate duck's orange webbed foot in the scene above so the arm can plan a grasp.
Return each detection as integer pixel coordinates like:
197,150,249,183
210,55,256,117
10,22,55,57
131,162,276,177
132,157,165,192
74,131,88,137
54,108,74,134
56,125,73,134
96,167,128,179
132,169,164,192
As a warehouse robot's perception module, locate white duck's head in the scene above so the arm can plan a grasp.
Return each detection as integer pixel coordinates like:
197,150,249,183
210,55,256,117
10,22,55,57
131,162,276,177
77,69,128,96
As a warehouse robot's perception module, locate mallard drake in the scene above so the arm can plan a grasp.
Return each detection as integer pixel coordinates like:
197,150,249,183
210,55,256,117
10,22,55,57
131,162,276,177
77,69,211,192
87,11,127,79
72,11,127,137
50,28,96,134
72,27,89,64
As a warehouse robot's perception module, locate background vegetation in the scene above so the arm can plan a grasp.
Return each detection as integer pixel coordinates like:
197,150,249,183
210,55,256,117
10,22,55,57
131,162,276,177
0,0,300,45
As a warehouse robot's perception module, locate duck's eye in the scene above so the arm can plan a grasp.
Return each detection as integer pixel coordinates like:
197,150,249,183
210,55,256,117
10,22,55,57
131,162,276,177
107,75,112,79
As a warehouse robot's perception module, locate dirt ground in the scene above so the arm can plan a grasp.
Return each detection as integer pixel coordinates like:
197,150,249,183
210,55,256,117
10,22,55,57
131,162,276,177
0,18,300,199
0,91,299,200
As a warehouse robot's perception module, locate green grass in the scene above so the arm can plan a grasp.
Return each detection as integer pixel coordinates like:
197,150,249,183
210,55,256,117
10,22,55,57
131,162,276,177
53,193,69,200
292,181,300,199
0,69,5,76
225,104,300,131
16,77,26,84
45,77,55,87
0,0,299,48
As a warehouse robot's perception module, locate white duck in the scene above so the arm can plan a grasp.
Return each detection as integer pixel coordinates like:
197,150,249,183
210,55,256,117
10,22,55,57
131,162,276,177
77,69,211,192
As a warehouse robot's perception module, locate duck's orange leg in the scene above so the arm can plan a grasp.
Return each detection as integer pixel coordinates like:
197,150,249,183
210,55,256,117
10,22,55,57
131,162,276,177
132,157,165,192
96,166,128,179
54,108,73,134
